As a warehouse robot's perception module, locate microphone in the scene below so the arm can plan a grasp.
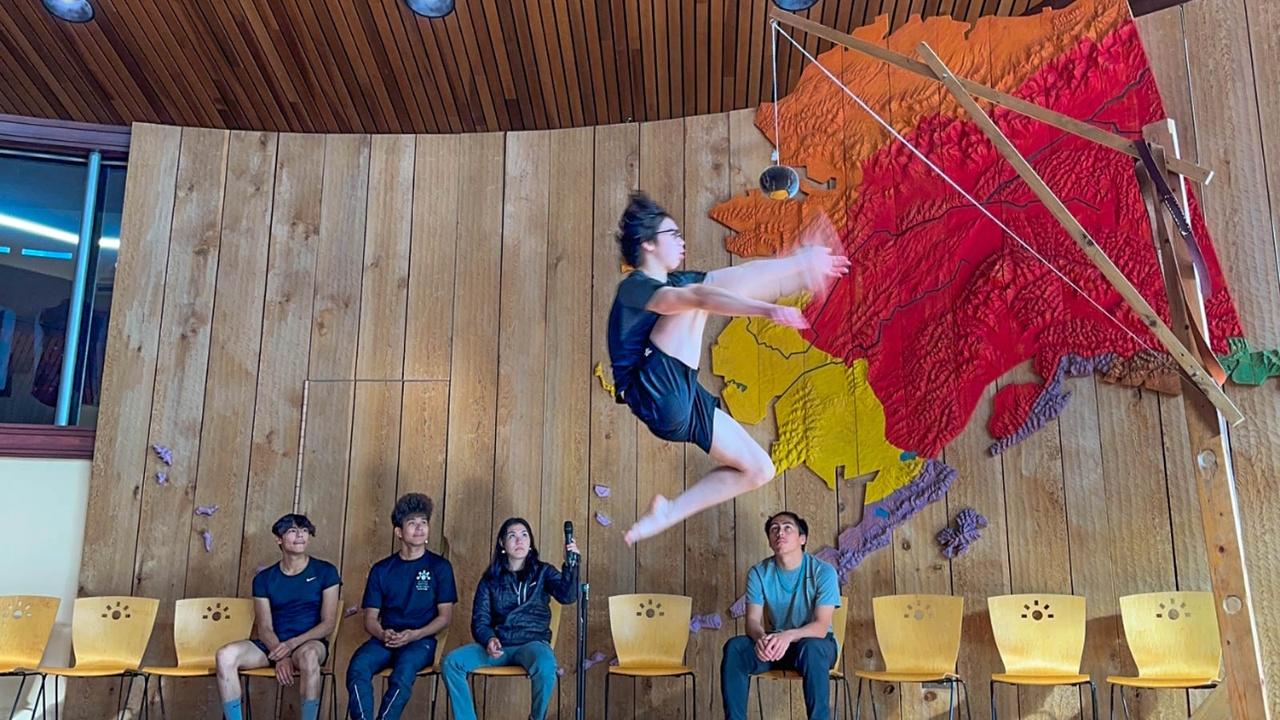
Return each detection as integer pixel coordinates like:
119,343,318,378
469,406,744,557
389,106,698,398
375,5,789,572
564,521,579,568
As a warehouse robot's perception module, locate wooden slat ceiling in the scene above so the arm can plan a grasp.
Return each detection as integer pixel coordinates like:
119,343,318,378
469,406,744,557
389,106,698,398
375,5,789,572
0,0,1060,134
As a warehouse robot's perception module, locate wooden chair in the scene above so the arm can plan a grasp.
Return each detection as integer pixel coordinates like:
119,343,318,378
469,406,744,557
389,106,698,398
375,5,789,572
469,600,563,720
242,599,343,720
0,595,60,719
37,597,160,720
605,594,696,719
1106,591,1220,720
142,597,256,719
753,595,853,719
372,627,449,719
988,594,1096,720
854,594,969,720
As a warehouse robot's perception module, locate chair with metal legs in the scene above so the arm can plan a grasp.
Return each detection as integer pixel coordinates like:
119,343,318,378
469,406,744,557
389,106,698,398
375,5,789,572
0,596,60,720
241,601,344,720
753,596,854,719
36,596,159,720
471,601,563,720
987,594,1097,720
604,594,697,719
853,594,971,720
370,627,450,719
141,597,255,719
1105,591,1221,720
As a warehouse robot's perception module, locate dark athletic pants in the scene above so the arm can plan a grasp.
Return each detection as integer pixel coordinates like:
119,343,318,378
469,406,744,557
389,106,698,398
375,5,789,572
720,634,838,720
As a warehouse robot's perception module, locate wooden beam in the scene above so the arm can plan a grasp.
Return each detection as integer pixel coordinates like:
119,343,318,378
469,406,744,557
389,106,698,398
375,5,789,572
914,42,1244,425
765,6,1215,184
1129,0,1193,17
0,112,131,158
1038,0,1192,16
1190,686,1229,720
1139,120,1271,720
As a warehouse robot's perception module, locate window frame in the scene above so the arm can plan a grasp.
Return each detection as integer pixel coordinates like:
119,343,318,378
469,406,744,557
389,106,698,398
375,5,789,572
0,114,131,459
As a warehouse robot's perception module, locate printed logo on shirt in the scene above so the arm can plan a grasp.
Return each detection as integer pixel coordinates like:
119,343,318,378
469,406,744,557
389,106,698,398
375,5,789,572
306,576,317,582
415,569,432,592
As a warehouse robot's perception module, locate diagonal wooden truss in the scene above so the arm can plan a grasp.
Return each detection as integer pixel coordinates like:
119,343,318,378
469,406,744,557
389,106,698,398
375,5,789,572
770,7,1268,718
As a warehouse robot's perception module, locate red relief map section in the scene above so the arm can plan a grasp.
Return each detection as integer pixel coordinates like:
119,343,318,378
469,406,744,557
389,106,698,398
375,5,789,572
712,1,1242,458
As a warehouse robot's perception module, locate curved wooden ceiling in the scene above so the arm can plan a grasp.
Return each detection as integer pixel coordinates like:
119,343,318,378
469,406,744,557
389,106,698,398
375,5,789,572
0,0,1055,134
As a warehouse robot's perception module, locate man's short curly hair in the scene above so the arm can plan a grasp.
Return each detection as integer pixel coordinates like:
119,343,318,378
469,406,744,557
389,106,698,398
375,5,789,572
391,492,434,529
616,191,669,267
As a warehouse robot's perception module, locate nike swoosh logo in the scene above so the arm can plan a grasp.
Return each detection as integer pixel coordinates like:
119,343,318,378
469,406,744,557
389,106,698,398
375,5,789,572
306,577,317,582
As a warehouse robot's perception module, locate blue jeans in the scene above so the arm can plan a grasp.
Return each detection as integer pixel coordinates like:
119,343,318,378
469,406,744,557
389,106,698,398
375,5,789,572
345,636,437,720
442,641,558,720
721,634,838,720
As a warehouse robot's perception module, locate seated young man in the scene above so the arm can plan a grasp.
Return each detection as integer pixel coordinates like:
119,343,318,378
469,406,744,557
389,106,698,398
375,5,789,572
215,513,341,720
346,493,456,720
721,511,841,720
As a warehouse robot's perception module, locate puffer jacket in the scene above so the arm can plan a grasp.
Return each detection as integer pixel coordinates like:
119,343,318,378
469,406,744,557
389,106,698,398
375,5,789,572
471,559,578,647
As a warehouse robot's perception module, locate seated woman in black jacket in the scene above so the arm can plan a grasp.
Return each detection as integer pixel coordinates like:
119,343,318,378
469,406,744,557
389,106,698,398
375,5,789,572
442,517,579,720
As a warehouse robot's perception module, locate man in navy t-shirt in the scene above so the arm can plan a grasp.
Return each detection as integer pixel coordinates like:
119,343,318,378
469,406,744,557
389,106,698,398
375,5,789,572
214,513,341,720
346,493,456,720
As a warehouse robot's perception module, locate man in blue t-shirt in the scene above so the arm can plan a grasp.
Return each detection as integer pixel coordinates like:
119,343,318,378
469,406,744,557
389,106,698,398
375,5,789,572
215,513,341,720
346,493,456,720
721,511,841,720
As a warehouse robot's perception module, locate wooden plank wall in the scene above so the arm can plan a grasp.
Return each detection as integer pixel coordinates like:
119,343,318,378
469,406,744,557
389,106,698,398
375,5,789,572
74,3,1280,712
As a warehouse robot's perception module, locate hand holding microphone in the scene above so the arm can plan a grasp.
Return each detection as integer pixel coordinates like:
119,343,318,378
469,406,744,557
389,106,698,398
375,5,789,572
564,520,580,568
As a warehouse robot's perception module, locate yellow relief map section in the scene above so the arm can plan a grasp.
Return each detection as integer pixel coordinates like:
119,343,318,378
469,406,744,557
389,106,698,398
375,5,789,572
711,314,921,504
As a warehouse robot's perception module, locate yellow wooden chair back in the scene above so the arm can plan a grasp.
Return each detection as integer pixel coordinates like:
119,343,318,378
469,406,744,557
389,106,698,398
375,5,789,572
173,598,255,669
548,599,563,650
1119,591,1220,681
988,594,1086,677
608,594,692,668
871,594,963,676
831,598,849,669
71,596,159,669
0,595,60,671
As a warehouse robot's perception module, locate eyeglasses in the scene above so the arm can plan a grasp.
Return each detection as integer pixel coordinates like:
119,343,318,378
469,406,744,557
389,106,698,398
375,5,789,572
655,229,684,241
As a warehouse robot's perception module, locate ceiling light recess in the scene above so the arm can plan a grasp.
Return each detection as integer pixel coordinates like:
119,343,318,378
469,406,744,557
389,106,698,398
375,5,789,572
42,0,94,23
404,0,454,18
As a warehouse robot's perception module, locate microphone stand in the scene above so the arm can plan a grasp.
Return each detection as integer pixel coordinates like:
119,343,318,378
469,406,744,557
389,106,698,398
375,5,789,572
575,581,589,720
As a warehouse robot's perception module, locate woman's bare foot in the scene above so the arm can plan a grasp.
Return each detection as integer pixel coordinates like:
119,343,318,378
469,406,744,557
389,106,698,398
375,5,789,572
624,495,676,546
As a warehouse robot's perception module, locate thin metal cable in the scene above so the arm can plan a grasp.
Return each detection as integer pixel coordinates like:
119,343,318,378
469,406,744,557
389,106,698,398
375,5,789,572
772,22,1157,355
771,22,782,163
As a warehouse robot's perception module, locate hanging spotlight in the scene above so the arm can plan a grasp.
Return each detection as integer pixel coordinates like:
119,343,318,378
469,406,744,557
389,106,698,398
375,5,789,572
762,20,801,200
404,0,455,18
760,162,800,201
42,0,94,22
772,0,820,10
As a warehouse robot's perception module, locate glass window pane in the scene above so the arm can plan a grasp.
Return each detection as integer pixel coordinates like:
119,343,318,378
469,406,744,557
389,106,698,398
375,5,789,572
73,164,127,428
0,154,88,425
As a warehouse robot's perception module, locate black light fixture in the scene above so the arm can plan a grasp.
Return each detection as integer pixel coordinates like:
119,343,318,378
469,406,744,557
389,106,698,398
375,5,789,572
761,19,802,200
772,0,820,10
42,0,94,22
404,0,455,18
760,163,801,200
